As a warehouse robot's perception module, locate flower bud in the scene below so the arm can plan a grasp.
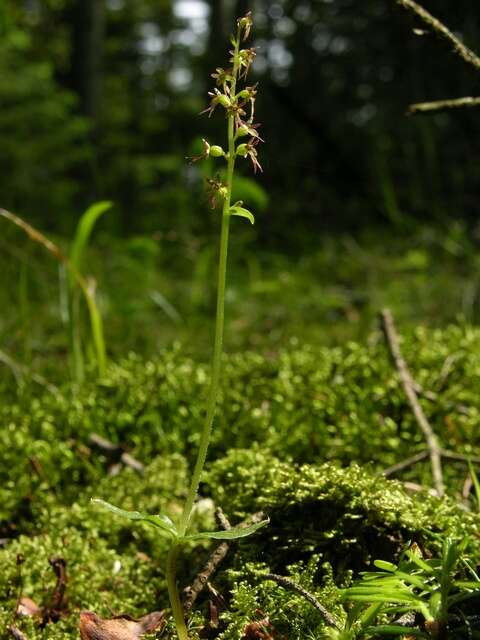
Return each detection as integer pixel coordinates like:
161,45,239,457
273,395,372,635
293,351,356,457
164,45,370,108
236,144,248,157
209,145,225,157
237,12,253,40
218,94,231,108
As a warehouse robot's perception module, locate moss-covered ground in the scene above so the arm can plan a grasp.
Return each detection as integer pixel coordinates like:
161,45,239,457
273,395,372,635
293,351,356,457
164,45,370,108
1,324,480,638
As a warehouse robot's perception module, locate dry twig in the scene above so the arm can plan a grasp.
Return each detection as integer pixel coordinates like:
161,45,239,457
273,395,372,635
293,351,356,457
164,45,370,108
395,0,480,115
8,626,27,640
262,573,340,629
408,97,480,115
89,434,144,474
380,309,444,496
183,509,266,613
395,0,480,73
382,451,429,477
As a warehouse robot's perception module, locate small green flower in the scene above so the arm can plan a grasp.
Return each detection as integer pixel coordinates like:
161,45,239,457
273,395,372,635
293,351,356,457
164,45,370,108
190,138,226,163
206,176,228,209
211,67,234,86
237,11,253,41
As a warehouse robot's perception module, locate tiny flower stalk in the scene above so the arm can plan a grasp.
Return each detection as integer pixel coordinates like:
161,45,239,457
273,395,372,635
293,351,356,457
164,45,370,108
92,12,267,640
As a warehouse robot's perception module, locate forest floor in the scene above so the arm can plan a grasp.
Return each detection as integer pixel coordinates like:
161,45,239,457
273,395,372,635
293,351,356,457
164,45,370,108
1,224,480,639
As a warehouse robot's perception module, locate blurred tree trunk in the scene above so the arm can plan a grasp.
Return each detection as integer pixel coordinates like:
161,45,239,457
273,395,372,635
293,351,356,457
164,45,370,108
64,0,105,203
205,0,226,77
69,0,105,123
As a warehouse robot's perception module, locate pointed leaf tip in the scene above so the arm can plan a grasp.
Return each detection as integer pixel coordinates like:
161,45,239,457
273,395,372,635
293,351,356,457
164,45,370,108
91,498,178,538
184,518,269,541
229,205,255,225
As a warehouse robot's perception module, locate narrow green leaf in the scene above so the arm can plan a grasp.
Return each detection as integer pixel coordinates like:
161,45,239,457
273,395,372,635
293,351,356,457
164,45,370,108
229,205,255,225
364,625,428,637
405,550,435,573
70,201,113,276
92,498,178,537
374,560,398,572
184,518,269,541
359,602,384,626
392,571,432,591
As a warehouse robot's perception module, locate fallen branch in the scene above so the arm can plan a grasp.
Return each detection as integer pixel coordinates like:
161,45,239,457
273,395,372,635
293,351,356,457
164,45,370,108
382,449,480,478
89,433,144,474
8,626,27,640
412,382,469,416
380,309,444,496
262,573,340,629
382,451,429,477
0,349,59,395
408,96,480,115
183,509,266,613
395,0,480,73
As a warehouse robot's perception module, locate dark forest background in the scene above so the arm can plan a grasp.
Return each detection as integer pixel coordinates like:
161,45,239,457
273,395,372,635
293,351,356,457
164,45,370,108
1,0,480,366
2,0,479,246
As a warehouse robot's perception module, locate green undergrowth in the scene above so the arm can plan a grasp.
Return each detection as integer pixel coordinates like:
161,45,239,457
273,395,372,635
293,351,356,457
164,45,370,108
2,323,480,530
1,451,478,639
2,324,480,637
3,222,480,366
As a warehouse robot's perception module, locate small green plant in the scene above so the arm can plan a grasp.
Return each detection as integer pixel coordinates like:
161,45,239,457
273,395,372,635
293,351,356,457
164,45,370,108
93,13,268,640
339,537,480,639
0,205,108,380
66,200,112,382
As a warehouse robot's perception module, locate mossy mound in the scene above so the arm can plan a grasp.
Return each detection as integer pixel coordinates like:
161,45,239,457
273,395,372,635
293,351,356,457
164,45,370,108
205,448,480,573
2,324,480,637
1,452,478,639
2,324,480,530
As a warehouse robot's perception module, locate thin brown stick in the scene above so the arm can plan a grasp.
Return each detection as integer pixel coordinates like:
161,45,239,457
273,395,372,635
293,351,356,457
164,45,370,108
41,557,67,626
382,451,430,477
8,626,27,640
380,309,444,496
440,449,480,465
412,382,469,416
182,509,266,613
408,96,480,115
89,434,144,474
382,448,480,478
262,573,340,629
395,0,480,73
0,349,59,394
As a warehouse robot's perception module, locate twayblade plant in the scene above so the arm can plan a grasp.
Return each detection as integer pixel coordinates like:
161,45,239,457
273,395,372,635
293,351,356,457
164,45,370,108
93,13,268,640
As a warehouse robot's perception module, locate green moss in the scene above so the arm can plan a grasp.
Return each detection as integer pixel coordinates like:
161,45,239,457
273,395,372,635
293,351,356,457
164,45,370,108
1,450,478,639
3,324,480,528
1,326,480,637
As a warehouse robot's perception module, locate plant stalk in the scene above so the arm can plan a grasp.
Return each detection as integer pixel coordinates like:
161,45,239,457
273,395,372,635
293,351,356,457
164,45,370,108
178,25,240,538
165,26,242,640
166,545,189,640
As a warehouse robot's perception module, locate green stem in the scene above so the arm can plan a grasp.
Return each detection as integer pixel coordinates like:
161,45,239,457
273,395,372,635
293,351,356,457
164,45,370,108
178,26,240,538
167,25,242,640
166,545,189,640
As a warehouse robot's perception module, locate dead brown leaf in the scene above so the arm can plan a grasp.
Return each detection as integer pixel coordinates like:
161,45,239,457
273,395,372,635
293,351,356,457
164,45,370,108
16,596,42,618
79,610,165,640
242,618,275,639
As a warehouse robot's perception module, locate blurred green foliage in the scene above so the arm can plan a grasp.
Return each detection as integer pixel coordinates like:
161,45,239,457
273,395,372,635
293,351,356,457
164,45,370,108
2,222,480,376
2,323,480,529
0,1,479,241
